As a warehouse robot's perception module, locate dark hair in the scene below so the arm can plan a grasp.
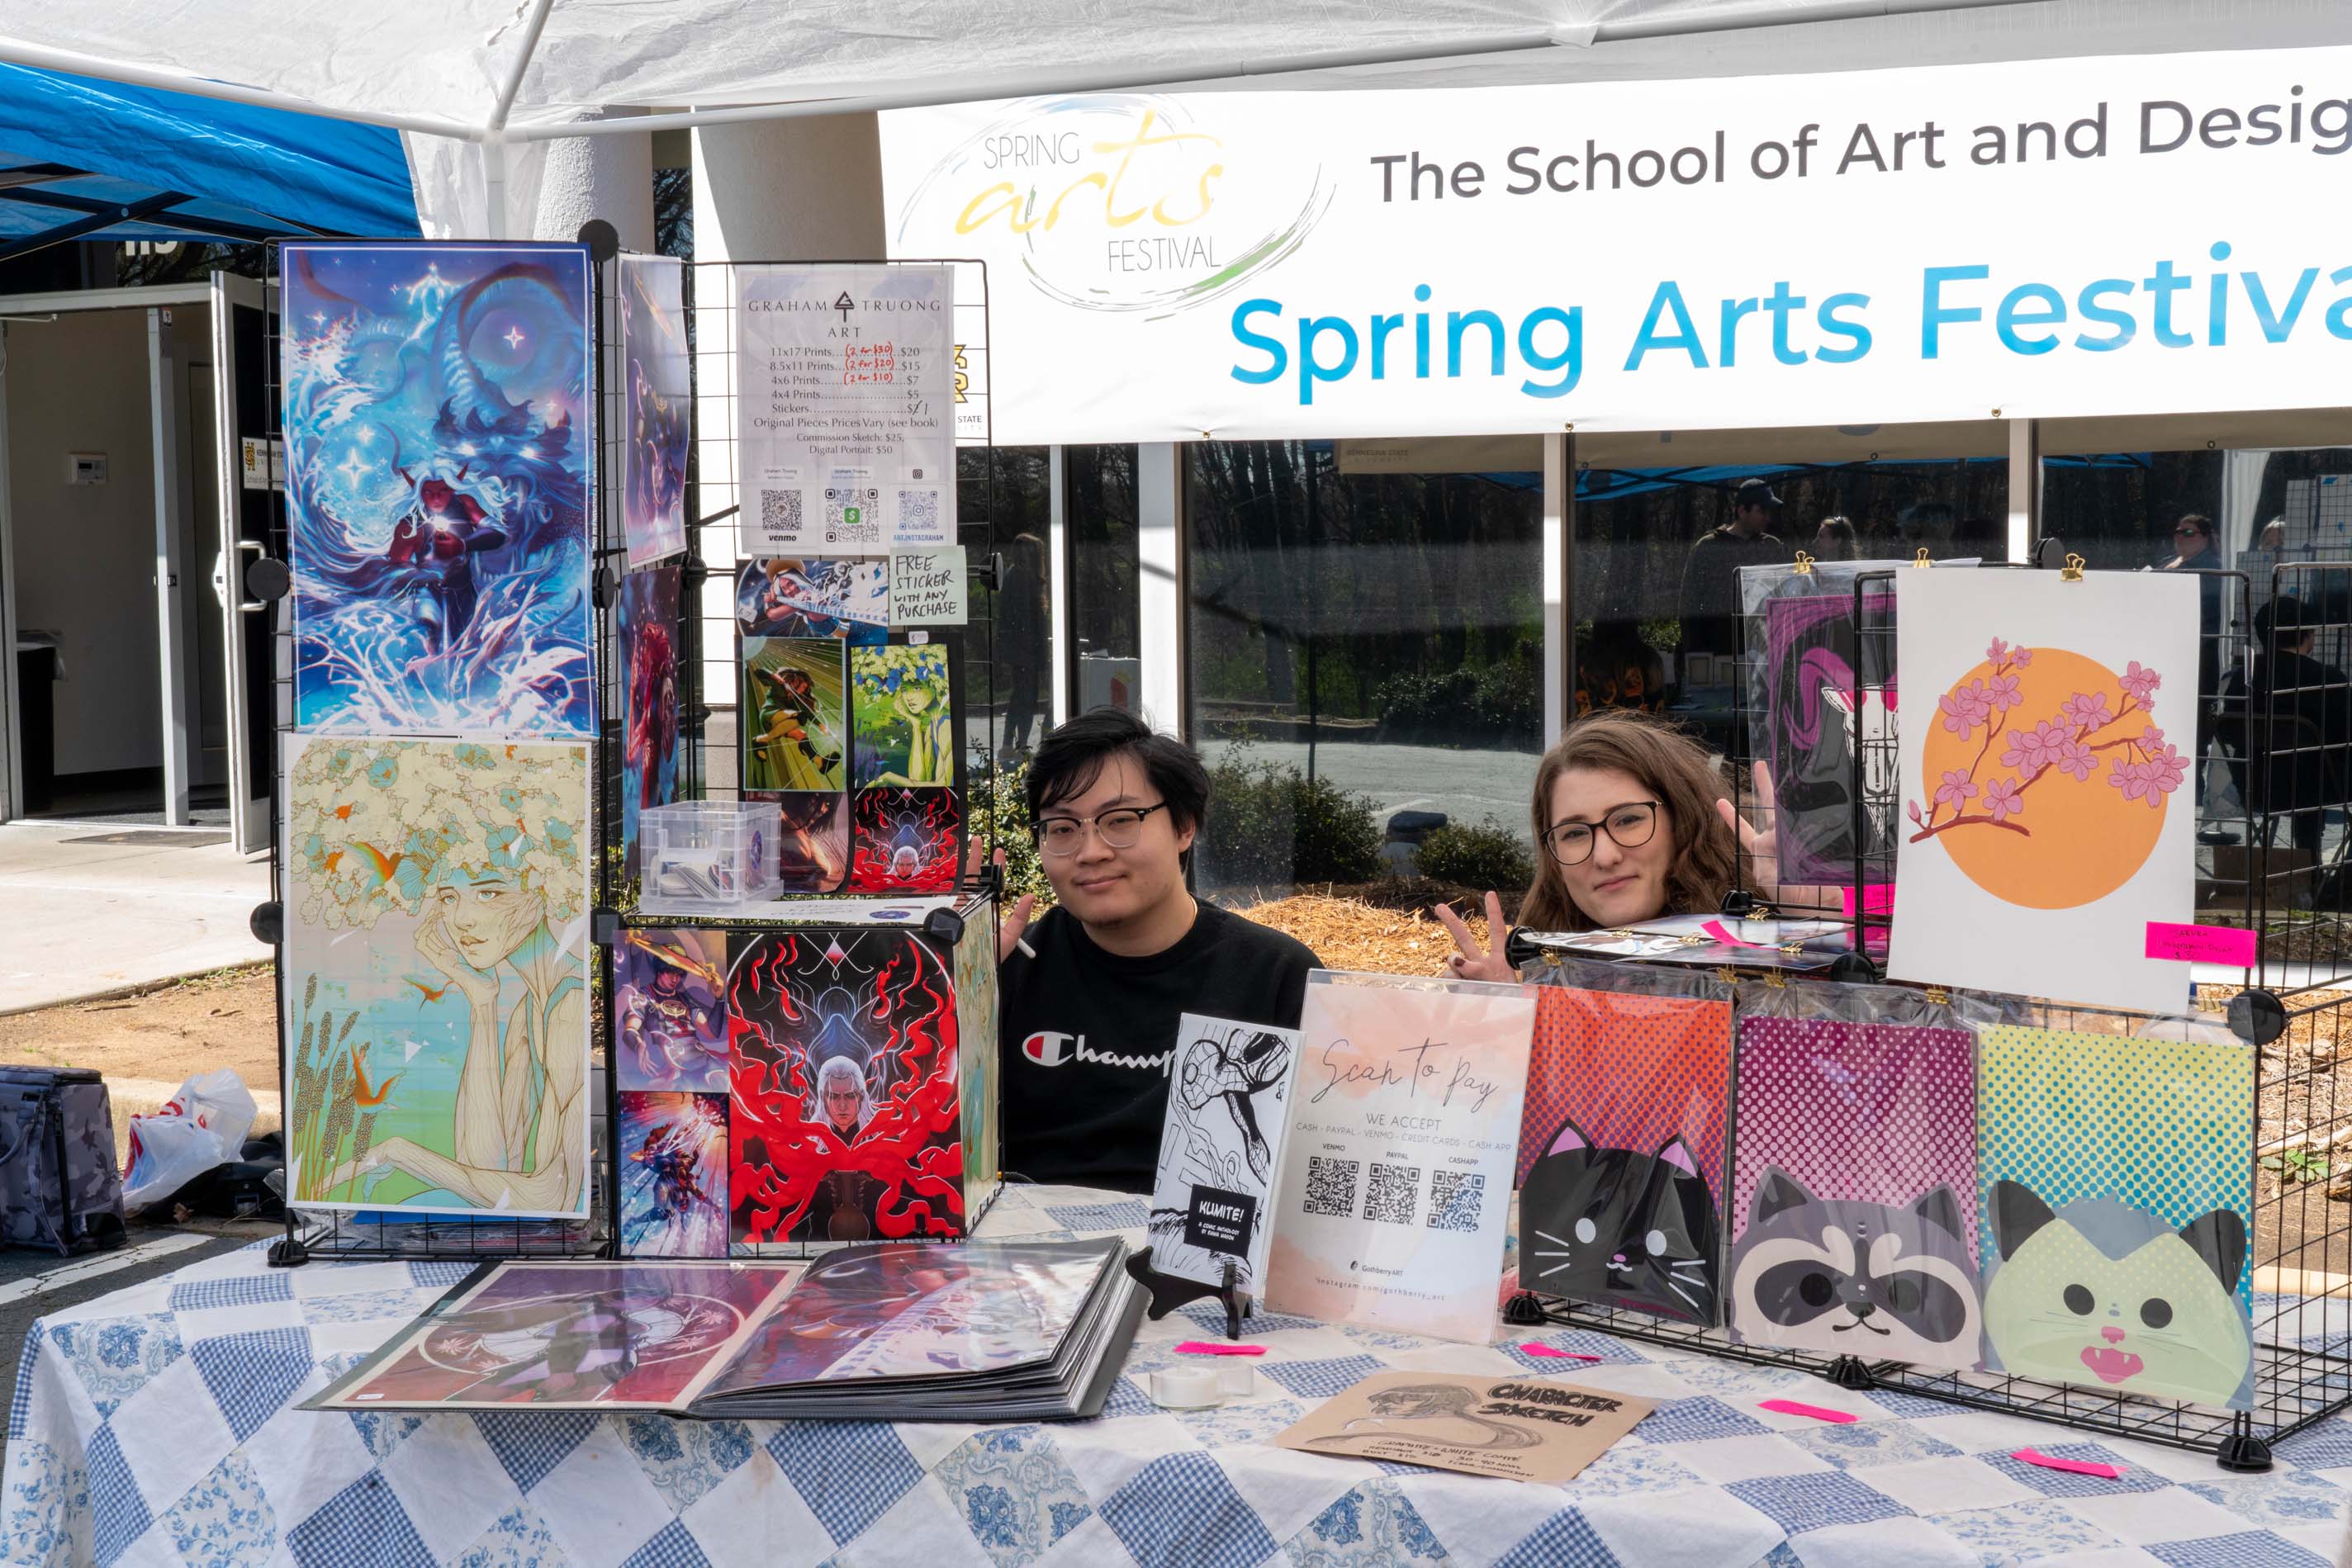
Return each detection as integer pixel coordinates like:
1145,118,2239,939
1026,706,1211,855
2257,595,2312,654
1814,515,1858,560
1520,710,1737,931
2177,513,2213,539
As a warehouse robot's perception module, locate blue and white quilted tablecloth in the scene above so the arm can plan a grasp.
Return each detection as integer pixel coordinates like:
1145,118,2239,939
6,1184,2350,1567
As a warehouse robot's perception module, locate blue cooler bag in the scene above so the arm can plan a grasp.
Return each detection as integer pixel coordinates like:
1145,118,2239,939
0,1066,127,1255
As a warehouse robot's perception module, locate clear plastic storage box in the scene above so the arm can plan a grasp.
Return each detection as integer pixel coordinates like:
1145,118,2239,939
639,800,781,911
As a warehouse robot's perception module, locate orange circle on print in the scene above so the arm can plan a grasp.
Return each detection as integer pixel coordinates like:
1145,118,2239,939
1914,645,2169,910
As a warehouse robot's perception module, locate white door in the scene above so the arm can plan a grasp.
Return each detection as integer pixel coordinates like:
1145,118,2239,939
210,272,274,855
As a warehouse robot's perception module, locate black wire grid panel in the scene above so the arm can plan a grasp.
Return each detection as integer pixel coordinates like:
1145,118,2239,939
1511,557,2352,1469
590,253,1003,1262
258,235,1000,1263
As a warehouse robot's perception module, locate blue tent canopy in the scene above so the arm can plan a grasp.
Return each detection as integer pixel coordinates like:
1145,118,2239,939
0,64,417,258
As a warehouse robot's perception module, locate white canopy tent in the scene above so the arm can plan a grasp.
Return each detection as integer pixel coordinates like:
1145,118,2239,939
5,0,2350,234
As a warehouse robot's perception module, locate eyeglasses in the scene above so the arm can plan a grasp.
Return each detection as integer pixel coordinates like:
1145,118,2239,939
1543,801,1662,866
2174,526,2207,538
1036,802,1170,856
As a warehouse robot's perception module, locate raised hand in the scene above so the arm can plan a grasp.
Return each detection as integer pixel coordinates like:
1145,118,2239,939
965,840,1039,964
1432,890,1518,983
1714,760,1838,913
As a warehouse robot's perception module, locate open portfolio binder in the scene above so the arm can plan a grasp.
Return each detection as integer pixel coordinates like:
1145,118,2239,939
308,1239,1145,1422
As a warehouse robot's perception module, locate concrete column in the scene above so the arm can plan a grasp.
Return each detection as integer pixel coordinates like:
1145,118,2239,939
1136,443,1186,738
690,115,888,708
526,113,655,249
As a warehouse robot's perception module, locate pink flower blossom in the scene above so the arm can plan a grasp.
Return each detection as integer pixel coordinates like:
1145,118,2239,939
2119,661,2162,703
1982,776,2024,823
1934,769,1979,810
2141,724,2166,749
2002,719,2070,774
2060,691,2115,732
2144,742,2188,800
2011,647,2034,668
2108,757,2153,803
2053,738,2098,781
1983,672,2025,713
1938,685,1990,738
1986,637,2009,666
1907,800,1923,826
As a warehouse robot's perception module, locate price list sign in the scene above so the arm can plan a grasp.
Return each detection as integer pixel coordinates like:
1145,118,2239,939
735,263,956,553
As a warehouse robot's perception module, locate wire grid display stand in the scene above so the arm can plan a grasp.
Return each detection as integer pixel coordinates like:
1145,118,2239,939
255,237,605,1265
595,249,999,1262
1510,554,2352,1471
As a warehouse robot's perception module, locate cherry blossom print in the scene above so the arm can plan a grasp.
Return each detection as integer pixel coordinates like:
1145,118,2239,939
1982,776,2024,822
1935,769,1979,810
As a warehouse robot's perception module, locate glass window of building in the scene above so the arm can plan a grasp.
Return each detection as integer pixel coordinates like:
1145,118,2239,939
1067,445,1141,718
958,446,1050,772
1185,438,1544,902
1572,422,2008,763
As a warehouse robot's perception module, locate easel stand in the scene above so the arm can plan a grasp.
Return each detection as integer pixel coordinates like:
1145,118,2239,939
1125,1248,1250,1340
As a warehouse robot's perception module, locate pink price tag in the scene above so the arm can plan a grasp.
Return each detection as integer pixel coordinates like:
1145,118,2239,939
2144,921,2259,966
2011,1449,2124,1480
1519,1343,1605,1362
1757,1398,1857,1424
1174,1341,1267,1357
1841,885,1894,918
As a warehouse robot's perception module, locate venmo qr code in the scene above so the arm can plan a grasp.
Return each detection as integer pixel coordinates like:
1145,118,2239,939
1302,1156,1359,1219
896,488,941,535
759,489,802,539
1364,1163,1421,1225
825,486,883,547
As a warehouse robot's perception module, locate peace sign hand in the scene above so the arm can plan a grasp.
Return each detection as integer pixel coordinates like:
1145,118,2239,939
1431,891,1518,983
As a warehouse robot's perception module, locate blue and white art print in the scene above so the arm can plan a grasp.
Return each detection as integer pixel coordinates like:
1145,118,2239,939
282,241,594,738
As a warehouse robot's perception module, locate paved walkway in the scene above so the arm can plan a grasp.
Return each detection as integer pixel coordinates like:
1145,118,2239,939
0,822,270,1014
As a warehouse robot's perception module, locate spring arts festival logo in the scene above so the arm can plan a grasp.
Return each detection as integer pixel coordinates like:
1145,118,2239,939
893,94,1332,317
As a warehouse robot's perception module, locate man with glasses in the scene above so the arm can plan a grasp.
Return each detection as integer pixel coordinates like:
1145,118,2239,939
997,708,1321,1191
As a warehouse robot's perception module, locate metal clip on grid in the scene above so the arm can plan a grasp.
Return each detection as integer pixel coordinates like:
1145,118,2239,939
1790,550,1815,576
2060,552,2087,581
1913,548,1934,568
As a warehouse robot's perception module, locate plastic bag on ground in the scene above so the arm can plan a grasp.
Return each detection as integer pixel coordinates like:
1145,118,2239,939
122,1069,258,1214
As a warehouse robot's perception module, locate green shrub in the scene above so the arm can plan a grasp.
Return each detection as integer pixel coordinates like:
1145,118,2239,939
1199,756,1383,891
1373,654,1539,746
961,758,1054,905
1414,817,1534,893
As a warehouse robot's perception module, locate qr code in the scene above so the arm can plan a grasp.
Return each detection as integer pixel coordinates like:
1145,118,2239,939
824,486,882,547
1302,1156,1359,1219
760,488,802,538
1364,1163,1421,1225
1427,1171,1486,1234
896,487,941,534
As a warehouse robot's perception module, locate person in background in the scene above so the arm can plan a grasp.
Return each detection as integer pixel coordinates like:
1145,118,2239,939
2224,595,2352,862
1436,710,1819,978
1896,500,1957,558
2260,518,2288,552
1677,476,1787,686
1811,515,1858,561
998,531,1048,763
2163,514,2226,811
994,708,1320,1191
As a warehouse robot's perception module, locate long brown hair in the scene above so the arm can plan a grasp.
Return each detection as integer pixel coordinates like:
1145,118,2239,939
1518,710,1738,931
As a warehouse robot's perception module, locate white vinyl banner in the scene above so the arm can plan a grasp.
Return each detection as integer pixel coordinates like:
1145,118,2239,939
883,46,2352,444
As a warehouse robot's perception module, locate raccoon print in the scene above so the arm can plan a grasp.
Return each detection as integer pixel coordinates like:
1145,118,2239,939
1727,1168,1982,1368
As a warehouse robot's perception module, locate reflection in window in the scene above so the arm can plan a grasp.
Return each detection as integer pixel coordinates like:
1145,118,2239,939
1186,440,1543,901
958,447,1050,771
1574,455,2008,758
1067,445,1140,716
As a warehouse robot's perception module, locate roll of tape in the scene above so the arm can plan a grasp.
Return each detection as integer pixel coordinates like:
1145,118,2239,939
1215,1362,1256,1399
1150,1367,1222,1409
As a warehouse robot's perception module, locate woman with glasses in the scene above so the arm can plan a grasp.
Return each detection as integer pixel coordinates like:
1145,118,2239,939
994,708,1321,1192
1437,710,1800,981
